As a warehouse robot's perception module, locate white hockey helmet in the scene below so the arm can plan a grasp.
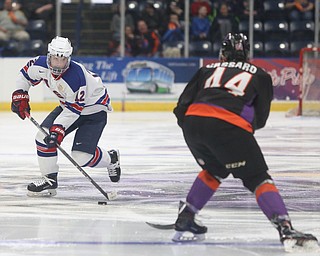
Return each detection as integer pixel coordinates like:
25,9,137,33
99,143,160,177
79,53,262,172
47,36,73,75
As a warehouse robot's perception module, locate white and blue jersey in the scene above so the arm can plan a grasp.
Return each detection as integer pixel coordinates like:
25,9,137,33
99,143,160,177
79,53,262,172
16,56,112,129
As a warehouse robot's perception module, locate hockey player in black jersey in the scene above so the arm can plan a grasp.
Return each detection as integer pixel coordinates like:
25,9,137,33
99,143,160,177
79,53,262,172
173,33,318,251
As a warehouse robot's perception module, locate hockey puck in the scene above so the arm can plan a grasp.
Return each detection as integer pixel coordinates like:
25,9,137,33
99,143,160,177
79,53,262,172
98,201,108,205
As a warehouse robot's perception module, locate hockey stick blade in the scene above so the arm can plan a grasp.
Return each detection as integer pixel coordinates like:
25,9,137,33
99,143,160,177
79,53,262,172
146,222,175,230
24,111,114,200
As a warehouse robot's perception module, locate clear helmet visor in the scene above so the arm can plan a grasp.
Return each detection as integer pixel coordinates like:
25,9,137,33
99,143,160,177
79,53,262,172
47,54,70,76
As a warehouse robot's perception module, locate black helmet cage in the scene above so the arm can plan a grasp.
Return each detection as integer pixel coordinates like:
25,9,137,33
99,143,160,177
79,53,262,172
219,33,250,62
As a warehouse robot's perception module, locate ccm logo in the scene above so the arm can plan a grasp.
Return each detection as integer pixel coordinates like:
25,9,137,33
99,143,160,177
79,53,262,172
225,161,246,169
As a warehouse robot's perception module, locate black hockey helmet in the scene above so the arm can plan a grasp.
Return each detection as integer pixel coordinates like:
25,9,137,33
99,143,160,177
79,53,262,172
219,33,250,62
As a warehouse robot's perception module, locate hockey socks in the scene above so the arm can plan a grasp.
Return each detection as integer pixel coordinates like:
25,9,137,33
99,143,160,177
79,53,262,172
255,180,288,219
186,170,221,211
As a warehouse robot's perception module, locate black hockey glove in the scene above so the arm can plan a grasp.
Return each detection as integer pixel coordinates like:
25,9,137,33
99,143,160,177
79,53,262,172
173,105,188,128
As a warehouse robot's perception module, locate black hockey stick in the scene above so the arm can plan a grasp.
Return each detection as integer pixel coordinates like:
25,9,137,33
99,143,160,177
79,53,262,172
25,111,117,200
146,222,175,230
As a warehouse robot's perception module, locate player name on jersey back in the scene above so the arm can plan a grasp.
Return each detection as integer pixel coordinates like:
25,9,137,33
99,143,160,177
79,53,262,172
206,62,257,74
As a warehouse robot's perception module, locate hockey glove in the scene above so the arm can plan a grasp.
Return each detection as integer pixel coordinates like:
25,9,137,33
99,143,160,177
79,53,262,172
173,105,188,128
11,90,30,120
44,125,65,148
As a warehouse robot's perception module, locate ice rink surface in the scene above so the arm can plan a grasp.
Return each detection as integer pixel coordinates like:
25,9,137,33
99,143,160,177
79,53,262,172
0,111,320,256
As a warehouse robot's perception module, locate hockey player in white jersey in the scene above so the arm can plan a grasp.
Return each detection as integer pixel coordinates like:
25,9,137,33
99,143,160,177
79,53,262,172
11,36,121,197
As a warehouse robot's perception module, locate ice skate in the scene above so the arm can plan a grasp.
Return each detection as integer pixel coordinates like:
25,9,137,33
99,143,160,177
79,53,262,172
107,149,121,182
272,215,319,252
27,173,58,197
172,201,207,242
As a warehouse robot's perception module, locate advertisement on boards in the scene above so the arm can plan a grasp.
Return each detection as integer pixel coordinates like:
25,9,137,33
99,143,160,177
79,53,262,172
72,57,200,101
43,57,302,102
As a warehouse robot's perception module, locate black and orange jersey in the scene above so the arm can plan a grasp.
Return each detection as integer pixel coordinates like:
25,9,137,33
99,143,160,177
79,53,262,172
174,61,273,133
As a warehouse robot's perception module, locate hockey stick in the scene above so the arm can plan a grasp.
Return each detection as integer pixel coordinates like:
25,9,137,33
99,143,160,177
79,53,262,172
146,222,175,230
24,111,117,200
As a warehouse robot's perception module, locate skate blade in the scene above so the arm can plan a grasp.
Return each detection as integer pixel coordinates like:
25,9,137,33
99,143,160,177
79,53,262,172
283,239,319,252
302,240,320,251
172,231,205,243
27,189,57,197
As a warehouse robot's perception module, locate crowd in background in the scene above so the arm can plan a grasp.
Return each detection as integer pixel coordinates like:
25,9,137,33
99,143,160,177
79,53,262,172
107,0,316,57
0,0,54,45
0,0,317,57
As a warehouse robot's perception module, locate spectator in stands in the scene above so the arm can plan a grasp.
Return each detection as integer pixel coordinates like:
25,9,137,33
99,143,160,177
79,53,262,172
285,0,314,20
209,0,241,21
135,19,160,57
166,0,184,21
20,0,53,20
107,25,139,57
161,13,184,43
140,2,164,36
110,3,135,42
221,0,242,17
19,0,54,40
209,2,239,43
191,6,211,41
238,0,263,20
191,0,212,17
107,4,135,57
124,25,139,57
0,0,29,44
